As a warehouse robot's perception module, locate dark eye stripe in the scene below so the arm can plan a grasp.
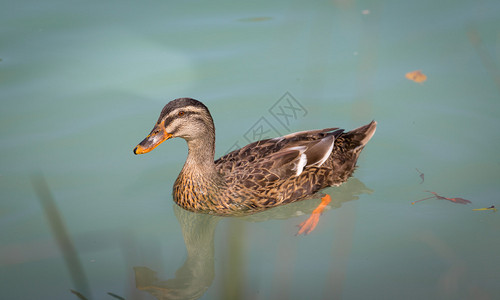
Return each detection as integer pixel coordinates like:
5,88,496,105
163,111,198,125
157,105,205,124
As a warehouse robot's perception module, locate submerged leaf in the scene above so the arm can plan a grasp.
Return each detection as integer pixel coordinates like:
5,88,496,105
412,191,471,205
448,197,472,204
416,168,424,184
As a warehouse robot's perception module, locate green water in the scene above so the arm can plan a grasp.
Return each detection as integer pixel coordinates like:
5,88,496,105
1,0,499,299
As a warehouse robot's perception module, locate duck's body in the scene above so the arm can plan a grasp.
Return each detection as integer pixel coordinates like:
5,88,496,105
134,98,376,231
174,125,375,216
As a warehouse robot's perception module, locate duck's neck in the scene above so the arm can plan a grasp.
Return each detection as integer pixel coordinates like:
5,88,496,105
180,132,224,187
174,127,227,212
183,138,217,176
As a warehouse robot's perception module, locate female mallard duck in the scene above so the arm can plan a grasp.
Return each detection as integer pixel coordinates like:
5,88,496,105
134,98,376,234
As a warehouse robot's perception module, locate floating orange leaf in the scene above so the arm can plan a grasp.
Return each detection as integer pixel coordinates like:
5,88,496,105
406,70,427,83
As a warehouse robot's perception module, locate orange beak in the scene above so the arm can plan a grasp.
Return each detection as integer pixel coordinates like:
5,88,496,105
133,123,173,155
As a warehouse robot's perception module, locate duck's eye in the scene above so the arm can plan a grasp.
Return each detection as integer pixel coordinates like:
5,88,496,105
178,111,185,117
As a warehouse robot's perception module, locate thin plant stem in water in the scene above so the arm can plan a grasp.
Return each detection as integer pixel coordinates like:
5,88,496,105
31,174,91,297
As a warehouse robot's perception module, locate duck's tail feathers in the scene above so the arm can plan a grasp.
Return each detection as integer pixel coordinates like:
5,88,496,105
345,120,377,151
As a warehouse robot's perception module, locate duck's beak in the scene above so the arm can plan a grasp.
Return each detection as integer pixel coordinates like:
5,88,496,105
133,123,173,155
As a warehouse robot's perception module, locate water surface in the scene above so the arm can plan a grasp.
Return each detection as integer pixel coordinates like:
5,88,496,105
1,0,499,299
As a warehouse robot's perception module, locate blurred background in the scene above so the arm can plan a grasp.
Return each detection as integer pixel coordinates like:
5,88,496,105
1,0,499,299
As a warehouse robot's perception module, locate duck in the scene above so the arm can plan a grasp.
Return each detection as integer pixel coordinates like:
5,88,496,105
133,98,376,234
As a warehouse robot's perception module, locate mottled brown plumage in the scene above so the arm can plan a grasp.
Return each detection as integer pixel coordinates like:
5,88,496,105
134,98,376,217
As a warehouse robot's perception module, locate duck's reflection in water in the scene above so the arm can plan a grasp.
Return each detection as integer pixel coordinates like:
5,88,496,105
134,206,220,300
134,178,372,300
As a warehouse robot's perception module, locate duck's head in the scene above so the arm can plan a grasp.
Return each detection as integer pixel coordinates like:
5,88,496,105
133,98,215,155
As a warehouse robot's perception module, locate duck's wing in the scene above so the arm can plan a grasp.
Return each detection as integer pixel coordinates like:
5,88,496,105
265,130,343,177
216,128,344,178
